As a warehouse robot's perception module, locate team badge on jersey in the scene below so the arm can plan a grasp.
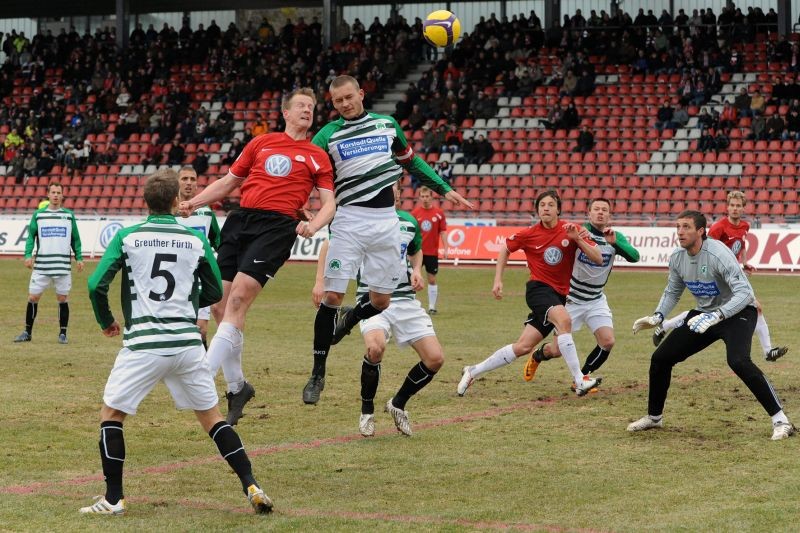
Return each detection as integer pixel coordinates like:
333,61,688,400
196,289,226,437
265,154,292,177
731,240,743,256
328,259,342,270
543,246,563,265
421,220,433,231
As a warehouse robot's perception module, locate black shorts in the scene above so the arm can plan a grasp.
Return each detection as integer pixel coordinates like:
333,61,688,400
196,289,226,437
422,255,439,275
524,280,567,337
216,208,298,286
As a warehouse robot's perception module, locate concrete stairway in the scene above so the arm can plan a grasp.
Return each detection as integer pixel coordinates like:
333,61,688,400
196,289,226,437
371,62,433,115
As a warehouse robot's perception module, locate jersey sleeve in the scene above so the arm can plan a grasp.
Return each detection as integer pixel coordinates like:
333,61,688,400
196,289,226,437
613,231,640,262
208,211,222,251
715,247,755,318
197,236,223,308
388,117,453,196
505,228,529,254
401,211,423,256
310,146,335,191
69,210,83,261
24,210,39,258
88,232,125,329
655,251,686,318
311,124,335,151
228,137,257,178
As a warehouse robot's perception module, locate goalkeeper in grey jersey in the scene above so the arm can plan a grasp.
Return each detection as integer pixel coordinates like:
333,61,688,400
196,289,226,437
629,210,794,441
523,198,639,389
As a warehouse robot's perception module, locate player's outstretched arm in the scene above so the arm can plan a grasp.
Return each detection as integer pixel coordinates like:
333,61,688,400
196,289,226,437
88,233,125,331
178,173,240,216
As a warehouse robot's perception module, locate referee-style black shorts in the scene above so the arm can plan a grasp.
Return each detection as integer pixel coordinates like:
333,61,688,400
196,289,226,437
216,208,298,286
422,254,439,275
524,280,567,337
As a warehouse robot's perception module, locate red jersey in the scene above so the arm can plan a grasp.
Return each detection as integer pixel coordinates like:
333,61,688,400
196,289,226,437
708,217,749,261
505,221,596,296
411,205,447,256
229,132,334,218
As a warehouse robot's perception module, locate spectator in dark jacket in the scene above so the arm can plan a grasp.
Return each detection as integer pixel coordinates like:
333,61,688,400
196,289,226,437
573,125,594,154
475,134,495,164
167,138,185,165
192,148,209,175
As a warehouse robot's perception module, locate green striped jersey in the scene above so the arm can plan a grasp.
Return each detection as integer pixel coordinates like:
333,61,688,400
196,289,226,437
356,210,422,300
313,112,408,206
569,223,639,303
177,206,221,250
88,214,223,355
24,207,82,277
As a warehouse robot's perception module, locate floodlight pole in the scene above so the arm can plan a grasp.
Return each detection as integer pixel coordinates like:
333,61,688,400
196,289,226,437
115,0,129,50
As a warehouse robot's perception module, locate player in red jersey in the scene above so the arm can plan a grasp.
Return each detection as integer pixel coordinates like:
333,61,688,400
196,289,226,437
654,191,788,361
456,190,604,397
178,87,336,424
410,186,448,314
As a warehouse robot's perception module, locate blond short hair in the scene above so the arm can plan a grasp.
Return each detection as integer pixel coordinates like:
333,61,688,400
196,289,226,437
727,190,747,206
281,87,316,111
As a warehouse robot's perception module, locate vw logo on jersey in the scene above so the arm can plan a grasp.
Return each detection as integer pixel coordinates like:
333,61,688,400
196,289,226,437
99,222,124,249
265,154,292,177
543,246,564,265
421,220,433,232
731,240,743,257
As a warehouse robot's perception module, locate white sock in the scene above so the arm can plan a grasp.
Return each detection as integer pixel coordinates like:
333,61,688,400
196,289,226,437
471,344,517,379
557,333,584,385
755,313,772,355
206,322,245,394
428,284,439,310
662,310,689,332
771,410,789,426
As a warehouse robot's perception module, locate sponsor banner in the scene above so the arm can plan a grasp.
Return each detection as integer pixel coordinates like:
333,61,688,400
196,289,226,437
1,216,799,271
440,225,800,272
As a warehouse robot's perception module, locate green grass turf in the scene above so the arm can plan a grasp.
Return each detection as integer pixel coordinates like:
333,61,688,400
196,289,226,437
0,258,798,531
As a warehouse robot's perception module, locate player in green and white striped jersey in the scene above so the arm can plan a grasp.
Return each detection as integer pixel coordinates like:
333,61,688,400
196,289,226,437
82,169,272,516
525,198,640,387
312,183,444,437
177,166,221,347
304,75,471,405
14,181,84,344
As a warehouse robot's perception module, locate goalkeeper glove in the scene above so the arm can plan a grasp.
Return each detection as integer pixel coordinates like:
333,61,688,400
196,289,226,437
632,312,664,334
687,310,724,334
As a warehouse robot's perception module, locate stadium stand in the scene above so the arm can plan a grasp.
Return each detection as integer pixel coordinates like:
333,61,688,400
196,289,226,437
1,7,798,225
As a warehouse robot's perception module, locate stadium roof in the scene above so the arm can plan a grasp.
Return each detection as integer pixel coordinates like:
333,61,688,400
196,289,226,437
0,1,318,19
0,0,400,19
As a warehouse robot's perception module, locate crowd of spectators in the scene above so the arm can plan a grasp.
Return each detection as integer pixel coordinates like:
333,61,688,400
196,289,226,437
0,3,798,186
0,12,429,181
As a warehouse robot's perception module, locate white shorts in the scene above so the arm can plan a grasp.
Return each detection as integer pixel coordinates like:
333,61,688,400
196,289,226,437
29,271,72,295
360,298,436,347
197,306,211,321
566,294,613,333
103,346,219,415
324,205,401,294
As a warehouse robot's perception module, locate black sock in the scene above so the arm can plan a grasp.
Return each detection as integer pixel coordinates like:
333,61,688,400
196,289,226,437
25,301,37,334
312,303,338,377
352,299,383,324
202,337,208,350
533,345,546,362
99,421,125,505
360,356,381,414
58,301,69,335
582,345,610,374
209,421,256,493
393,362,437,410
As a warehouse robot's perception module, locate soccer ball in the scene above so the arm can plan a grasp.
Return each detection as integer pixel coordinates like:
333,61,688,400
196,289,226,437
423,10,461,48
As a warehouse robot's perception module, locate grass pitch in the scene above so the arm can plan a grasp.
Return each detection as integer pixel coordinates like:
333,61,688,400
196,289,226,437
0,258,798,532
